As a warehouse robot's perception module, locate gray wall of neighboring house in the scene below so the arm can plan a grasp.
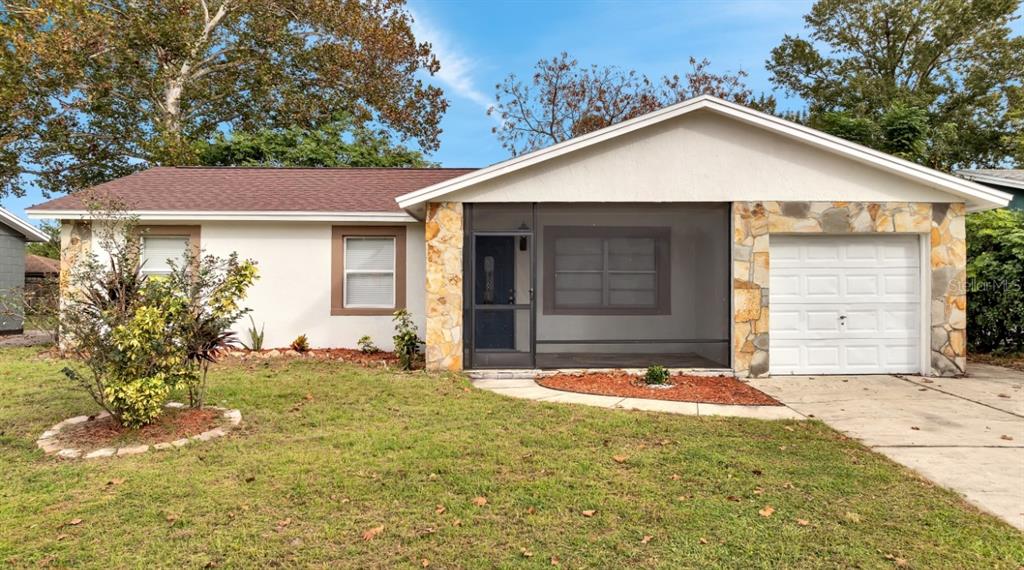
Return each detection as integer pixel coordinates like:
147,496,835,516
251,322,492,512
0,222,27,333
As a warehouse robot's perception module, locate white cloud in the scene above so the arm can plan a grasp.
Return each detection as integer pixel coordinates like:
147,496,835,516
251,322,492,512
409,9,495,115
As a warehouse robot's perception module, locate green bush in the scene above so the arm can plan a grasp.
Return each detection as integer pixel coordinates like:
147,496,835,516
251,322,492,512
357,335,380,354
643,364,670,385
290,334,310,353
392,309,423,370
966,209,1024,353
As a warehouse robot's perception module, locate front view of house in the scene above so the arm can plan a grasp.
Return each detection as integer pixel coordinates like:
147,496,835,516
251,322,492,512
28,97,1011,378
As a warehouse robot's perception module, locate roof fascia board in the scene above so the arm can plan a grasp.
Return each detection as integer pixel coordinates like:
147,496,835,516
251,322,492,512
0,206,49,241
25,210,419,223
395,96,1011,211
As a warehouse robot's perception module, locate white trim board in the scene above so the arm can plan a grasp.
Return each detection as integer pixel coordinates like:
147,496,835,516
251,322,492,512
0,206,48,241
25,210,418,224
395,96,1012,213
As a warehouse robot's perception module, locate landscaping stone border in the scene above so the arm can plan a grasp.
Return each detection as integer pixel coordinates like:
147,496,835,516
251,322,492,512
36,402,242,460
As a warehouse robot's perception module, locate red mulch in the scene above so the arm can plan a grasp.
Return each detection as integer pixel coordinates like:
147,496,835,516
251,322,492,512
53,408,223,449
537,371,781,406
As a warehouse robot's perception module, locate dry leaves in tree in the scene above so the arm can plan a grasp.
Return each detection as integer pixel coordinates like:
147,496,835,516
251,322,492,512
472,496,487,507
581,510,596,517
758,506,775,518
362,525,384,541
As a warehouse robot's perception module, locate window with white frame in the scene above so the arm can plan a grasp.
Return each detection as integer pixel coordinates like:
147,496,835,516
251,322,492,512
343,236,396,308
141,235,190,275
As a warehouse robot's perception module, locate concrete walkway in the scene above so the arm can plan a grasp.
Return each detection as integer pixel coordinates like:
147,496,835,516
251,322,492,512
749,364,1024,530
469,377,804,420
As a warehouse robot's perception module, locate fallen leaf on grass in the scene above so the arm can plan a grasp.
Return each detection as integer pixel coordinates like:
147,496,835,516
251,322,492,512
435,504,446,515
726,495,741,502
612,455,628,464
699,537,708,545
361,525,384,541
669,474,681,481
472,496,487,507
106,478,125,486
527,507,537,515
275,518,291,531
550,556,560,566
796,519,810,526
65,518,83,526
844,511,862,523
166,514,178,525
758,506,775,518
520,548,533,558
420,559,430,568
452,518,462,527
753,487,765,495
640,535,653,544
581,510,596,517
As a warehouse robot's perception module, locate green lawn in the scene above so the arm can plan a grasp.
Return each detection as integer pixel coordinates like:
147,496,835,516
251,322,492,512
1,347,1021,568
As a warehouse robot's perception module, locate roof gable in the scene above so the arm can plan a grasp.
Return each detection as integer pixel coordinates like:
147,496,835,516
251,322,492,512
397,96,1011,212
0,206,47,241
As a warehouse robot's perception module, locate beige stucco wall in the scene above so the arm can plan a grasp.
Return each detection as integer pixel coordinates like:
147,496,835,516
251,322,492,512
442,110,959,205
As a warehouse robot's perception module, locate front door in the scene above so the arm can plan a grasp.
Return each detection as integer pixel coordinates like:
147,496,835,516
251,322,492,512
470,232,534,368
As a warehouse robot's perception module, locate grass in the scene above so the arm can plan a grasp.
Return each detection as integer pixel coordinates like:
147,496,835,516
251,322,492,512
1,347,1022,568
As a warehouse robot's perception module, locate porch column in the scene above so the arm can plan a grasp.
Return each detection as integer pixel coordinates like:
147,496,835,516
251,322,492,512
732,202,770,378
424,202,464,371
930,203,967,375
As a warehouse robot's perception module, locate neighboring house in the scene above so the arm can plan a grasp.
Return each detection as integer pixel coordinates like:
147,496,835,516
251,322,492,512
956,170,1024,210
27,96,1011,377
0,207,49,333
25,253,59,287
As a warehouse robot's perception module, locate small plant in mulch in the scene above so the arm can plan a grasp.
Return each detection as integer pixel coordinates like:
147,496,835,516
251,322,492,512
357,335,380,354
290,334,311,353
643,365,670,385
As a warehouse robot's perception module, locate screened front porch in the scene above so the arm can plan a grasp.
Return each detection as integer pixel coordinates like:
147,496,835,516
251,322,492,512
463,203,731,370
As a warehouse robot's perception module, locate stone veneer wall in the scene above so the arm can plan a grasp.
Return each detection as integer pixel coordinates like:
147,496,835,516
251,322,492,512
732,201,966,379
424,202,464,371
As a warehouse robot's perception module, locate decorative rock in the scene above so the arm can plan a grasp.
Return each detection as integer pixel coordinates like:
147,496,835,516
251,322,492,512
56,448,82,459
171,438,191,448
60,415,90,427
153,442,173,451
166,402,185,409
84,448,116,459
224,410,242,425
117,445,149,456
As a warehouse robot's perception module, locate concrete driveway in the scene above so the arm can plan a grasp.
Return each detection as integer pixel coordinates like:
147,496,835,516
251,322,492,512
750,364,1024,530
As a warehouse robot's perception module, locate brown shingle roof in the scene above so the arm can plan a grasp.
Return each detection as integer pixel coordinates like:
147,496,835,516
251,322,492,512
25,254,59,275
29,167,477,213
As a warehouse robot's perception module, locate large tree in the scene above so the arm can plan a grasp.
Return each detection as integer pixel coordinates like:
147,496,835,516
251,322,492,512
767,0,1024,170
0,0,447,199
489,53,774,156
195,116,434,168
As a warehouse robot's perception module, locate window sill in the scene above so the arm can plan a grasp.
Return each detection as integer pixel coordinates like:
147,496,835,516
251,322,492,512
331,307,400,316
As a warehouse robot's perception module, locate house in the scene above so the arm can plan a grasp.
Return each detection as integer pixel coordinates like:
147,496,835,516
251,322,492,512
27,96,1011,377
25,253,59,288
0,207,49,333
956,170,1024,210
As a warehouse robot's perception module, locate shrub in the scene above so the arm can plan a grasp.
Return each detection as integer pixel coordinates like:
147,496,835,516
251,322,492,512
59,213,185,428
290,334,310,353
241,315,265,351
357,335,380,354
152,248,259,408
966,209,1024,353
643,364,670,385
392,309,423,370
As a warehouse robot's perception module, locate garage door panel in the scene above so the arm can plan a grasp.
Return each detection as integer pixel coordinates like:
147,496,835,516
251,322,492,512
769,235,921,375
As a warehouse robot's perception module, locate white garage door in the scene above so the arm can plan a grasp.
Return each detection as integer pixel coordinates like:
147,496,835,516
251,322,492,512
769,235,922,375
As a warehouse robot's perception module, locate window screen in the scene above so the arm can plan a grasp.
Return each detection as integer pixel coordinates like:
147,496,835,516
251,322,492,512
142,236,190,275
344,237,395,307
545,227,669,314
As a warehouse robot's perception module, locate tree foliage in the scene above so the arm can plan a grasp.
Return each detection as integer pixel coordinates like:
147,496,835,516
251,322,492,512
767,0,1024,170
195,116,433,168
966,209,1024,354
25,221,60,259
0,0,447,198
489,53,775,156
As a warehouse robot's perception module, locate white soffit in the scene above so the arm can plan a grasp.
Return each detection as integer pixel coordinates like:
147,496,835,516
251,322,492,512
396,96,1012,212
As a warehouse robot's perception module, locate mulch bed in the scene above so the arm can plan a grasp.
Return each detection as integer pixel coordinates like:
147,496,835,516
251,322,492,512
538,371,781,406
970,353,1024,373
230,348,400,367
52,408,224,449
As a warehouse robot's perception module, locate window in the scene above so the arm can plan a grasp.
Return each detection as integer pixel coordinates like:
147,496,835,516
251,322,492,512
543,226,670,315
138,226,200,275
343,237,395,308
331,226,406,315
141,236,190,275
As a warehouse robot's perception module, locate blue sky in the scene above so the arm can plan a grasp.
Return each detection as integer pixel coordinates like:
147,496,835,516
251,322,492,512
5,1,1022,221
